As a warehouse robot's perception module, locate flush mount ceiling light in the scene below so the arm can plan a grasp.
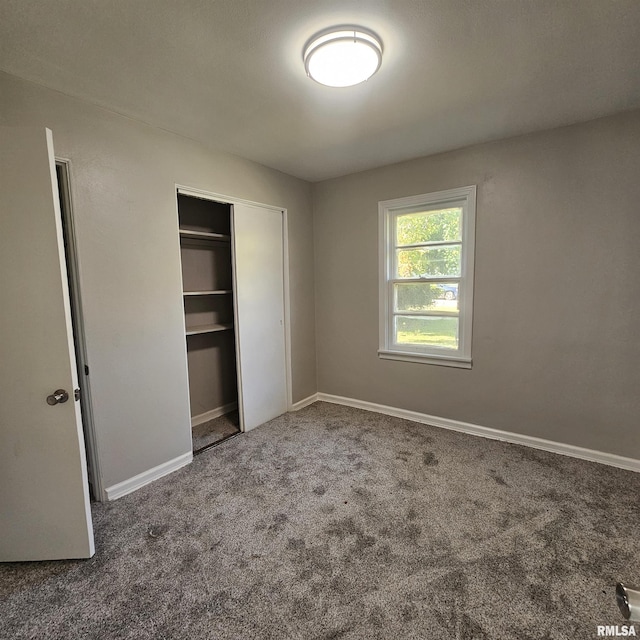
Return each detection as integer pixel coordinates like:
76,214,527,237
303,27,383,88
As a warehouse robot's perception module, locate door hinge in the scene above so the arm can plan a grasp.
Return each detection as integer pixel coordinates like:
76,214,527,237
84,365,89,375
74,388,80,401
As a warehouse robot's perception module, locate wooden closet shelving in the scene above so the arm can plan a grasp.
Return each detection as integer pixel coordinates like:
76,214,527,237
185,323,233,336
179,228,231,243
177,193,239,444
183,290,232,297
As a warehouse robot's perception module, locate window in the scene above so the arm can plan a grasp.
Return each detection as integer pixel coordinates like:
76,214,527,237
378,185,476,368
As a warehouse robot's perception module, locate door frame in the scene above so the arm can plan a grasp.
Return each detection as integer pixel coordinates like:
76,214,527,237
56,158,104,501
175,185,293,421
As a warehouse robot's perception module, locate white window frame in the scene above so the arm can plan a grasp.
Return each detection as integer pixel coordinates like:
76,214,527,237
378,185,476,368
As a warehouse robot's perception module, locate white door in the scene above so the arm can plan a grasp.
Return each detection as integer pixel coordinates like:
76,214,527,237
0,127,94,561
232,203,288,431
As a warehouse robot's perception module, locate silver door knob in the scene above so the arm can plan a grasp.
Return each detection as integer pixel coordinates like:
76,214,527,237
617,583,640,622
46,389,69,405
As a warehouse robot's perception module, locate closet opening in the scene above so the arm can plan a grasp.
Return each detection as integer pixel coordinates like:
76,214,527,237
177,193,241,453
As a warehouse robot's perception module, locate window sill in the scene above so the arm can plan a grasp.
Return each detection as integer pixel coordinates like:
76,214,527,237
378,349,472,369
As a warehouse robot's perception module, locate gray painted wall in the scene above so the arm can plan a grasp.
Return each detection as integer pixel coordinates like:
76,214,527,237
0,71,317,490
313,109,640,460
2,65,639,496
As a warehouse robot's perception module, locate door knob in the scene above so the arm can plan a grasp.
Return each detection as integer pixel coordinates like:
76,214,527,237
46,389,69,405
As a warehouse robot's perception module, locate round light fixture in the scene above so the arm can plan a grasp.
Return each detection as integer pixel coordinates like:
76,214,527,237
303,28,382,88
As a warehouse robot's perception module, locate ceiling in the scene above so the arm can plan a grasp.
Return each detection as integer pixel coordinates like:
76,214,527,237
1,0,640,182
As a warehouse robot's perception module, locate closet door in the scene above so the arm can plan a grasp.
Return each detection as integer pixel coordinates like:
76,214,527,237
232,203,287,431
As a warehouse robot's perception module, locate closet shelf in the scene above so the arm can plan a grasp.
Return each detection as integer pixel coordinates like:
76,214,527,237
186,323,233,336
179,229,231,242
183,290,232,296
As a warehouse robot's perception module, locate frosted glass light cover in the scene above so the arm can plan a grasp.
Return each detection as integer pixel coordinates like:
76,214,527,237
304,29,382,87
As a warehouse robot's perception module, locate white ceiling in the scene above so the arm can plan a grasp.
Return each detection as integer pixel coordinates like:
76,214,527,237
1,0,640,182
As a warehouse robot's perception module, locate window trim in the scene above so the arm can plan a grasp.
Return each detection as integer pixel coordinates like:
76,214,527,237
378,185,476,368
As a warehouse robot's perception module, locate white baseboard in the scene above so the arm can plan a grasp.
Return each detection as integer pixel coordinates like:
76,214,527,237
290,393,319,411
105,451,193,501
191,402,238,428
316,393,640,474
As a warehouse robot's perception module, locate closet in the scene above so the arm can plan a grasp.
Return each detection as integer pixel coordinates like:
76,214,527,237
177,190,288,452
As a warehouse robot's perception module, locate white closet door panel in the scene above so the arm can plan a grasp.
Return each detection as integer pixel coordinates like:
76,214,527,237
232,204,287,431
0,127,94,561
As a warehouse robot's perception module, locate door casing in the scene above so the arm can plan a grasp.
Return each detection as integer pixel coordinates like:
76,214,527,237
56,159,104,501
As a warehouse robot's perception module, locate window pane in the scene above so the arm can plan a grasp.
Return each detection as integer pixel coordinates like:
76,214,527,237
395,315,459,349
396,245,461,278
396,208,462,246
395,282,459,313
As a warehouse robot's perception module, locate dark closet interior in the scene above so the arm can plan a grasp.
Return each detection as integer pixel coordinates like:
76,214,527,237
177,193,241,452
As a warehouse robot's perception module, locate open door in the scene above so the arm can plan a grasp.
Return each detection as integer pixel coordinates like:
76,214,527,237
232,203,288,431
0,127,94,561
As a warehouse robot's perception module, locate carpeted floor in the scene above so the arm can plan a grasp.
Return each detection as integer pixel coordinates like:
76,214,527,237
1,401,639,639
192,412,240,452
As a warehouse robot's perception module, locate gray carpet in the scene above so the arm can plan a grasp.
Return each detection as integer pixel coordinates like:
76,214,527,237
192,412,240,452
1,401,639,639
